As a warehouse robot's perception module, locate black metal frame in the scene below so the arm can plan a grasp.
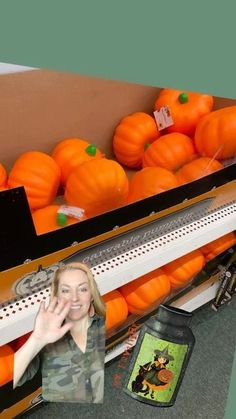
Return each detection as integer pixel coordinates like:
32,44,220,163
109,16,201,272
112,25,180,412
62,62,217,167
0,164,235,271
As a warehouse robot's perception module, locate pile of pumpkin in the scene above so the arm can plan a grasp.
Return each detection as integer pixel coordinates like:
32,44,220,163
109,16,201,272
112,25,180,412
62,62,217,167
1,230,235,388
0,88,236,234
1,88,236,387
104,231,236,331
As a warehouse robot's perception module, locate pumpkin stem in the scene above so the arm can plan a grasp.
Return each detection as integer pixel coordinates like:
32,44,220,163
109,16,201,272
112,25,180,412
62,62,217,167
85,144,97,156
144,143,150,151
178,92,188,104
56,213,68,227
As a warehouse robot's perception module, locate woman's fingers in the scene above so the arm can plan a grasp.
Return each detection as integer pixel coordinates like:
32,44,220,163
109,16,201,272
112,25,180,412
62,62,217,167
39,300,46,312
53,298,68,315
47,296,58,312
46,297,71,316
58,300,72,323
59,321,73,337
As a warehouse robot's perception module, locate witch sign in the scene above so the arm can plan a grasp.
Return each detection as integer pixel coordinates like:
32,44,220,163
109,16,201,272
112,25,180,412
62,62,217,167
123,305,195,407
131,345,174,399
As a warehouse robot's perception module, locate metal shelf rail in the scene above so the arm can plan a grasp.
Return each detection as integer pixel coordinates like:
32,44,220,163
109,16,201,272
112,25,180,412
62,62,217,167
0,201,236,349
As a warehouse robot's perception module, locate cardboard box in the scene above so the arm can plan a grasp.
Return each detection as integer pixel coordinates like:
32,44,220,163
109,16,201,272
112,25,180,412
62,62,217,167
0,69,235,275
0,69,235,417
0,68,235,302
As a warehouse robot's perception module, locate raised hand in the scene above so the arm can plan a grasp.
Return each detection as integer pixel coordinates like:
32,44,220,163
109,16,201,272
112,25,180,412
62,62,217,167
31,297,73,346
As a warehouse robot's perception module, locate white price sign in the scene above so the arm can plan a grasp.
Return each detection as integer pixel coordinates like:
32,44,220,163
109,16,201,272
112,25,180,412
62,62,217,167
154,105,174,131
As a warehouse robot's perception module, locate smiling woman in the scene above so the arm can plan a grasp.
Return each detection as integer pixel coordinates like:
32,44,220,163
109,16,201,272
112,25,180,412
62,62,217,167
13,263,106,403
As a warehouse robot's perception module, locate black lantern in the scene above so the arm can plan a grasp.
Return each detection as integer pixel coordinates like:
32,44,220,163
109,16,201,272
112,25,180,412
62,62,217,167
123,304,195,407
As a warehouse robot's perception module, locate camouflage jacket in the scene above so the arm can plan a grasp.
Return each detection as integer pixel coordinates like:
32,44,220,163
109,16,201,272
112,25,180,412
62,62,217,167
16,315,105,403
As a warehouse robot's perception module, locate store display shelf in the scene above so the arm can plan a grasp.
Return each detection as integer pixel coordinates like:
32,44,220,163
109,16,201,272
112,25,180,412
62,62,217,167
0,201,236,346
91,201,236,294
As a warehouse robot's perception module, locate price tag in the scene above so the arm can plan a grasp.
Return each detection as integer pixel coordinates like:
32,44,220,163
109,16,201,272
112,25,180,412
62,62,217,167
154,105,174,131
57,205,85,219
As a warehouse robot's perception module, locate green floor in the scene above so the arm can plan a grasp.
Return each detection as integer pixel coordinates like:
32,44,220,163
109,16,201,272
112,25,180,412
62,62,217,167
19,297,236,419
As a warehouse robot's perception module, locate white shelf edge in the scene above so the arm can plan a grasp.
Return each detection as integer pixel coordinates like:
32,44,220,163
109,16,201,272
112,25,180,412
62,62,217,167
0,203,235,346
0,63,37,74
96,203,236,294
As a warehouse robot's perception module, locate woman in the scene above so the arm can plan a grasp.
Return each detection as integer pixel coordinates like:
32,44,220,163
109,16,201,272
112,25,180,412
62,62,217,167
13,262,106,403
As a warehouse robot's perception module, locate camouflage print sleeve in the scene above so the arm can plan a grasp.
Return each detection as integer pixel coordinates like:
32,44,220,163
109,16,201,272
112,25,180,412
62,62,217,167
15,354,40,387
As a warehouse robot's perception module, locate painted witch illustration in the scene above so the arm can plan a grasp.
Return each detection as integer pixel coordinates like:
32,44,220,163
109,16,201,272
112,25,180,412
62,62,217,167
131,346,174,399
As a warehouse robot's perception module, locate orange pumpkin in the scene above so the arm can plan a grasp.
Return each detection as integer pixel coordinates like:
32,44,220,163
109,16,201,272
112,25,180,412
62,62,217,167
103,289,129,331
200,233,236,261
113,112,160,169
0,344,14,386
8,151,61,210
52,138,104,186
8,332,32,352
119,269,171,314
64,158,129,217
162,250,205,289
32,204,86,235
0,186,8,191
0,162,7,186
127,167,179,204
194,105,236,160
175,157,224,185
154,89,213,136
142,133,196,171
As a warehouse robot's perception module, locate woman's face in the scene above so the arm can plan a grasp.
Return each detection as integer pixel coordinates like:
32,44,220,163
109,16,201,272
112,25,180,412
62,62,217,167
158,356,167,364
57,269,92,321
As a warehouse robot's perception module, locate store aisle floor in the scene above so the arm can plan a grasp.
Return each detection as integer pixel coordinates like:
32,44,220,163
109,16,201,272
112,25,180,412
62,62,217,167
19,297,236,419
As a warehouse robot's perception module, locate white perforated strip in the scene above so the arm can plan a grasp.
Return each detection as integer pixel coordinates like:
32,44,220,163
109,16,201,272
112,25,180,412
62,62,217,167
0,202,235,346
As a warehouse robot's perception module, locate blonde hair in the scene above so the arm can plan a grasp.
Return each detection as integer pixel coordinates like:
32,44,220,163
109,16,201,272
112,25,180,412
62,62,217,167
51,262,106,317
